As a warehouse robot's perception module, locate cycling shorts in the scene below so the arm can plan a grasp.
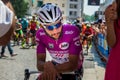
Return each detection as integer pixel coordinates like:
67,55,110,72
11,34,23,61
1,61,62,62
16,30,23,35
30,29,36,36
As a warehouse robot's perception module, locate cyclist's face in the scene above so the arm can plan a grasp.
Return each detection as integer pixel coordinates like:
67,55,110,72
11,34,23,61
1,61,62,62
32,16,35,20
44,22,62,39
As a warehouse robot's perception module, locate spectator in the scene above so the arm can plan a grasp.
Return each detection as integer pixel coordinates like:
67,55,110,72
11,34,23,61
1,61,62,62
104,1,120,80
0,41,17,57
0,0,15,46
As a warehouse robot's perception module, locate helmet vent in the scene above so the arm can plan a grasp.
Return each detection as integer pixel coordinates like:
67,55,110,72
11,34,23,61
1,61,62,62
54,6,57,18
47,10,53,20
40,11,49,21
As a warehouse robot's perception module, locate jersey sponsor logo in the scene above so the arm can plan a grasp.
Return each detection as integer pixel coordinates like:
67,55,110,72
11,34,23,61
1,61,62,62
50,53,69,64
73,36,80,41
74,40,80,46
39,32,45,36
59,42,69,50
65,31,74,34
48,43,54,48
49,50,69,54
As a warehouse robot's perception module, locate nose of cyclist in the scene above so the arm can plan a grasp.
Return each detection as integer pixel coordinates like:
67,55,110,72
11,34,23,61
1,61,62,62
52,28,59,35
51,28,61,39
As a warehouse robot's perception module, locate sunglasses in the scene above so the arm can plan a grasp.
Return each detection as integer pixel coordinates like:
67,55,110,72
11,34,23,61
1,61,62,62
45,22,62,30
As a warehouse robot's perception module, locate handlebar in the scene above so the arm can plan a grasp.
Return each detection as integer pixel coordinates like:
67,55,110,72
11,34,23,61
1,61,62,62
24,68,83,80
24,69,40,80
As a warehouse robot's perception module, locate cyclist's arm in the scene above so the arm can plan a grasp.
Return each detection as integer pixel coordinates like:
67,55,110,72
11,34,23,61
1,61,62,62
28,22,31,29
37,53,46,71
36,30,47,71
26,22,31,31
36,21,40,29
87,34,93,38
37,53,79,73
16,25,22,30
88,28,94,38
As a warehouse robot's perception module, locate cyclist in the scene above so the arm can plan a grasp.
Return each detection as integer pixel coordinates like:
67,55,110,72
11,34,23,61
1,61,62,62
73,19,82,32
14,22,26,47
28,15,38,48
21,18,29,32
36,3,83,80
20,18,29,46
82,23,93,48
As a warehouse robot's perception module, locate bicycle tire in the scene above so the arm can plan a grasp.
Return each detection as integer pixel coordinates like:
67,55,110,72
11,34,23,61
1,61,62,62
24,69,30,80
86,40,89,55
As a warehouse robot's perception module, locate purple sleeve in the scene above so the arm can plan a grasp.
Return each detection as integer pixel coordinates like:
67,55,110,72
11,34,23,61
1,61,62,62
69,27,82,55
36,30,46,54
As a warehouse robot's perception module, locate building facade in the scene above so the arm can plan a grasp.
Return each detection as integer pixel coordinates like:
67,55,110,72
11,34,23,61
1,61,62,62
26,0,84,22
97,0,114,20
26,0,43,15
44,0,84,22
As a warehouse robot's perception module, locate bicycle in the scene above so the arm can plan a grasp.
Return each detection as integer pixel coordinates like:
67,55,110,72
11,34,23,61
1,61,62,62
24,67,83,80
82,35,92,55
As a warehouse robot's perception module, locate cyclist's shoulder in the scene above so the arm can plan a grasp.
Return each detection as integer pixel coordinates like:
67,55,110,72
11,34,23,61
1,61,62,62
36,28,45,36
30,20,37,23
63,24,80,32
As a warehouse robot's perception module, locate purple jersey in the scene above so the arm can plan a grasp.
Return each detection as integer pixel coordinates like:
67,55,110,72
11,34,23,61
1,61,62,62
36,24,82,64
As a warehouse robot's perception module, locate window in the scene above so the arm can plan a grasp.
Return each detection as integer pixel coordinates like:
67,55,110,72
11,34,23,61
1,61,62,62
74,11,77,16
62,11,64,14
70,4,77,9
55,3,58,6
69,11,77,16
62,4,65,7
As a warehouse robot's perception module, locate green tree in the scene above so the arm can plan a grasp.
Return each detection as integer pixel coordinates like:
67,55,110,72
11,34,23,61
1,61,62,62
90,14,95,21
83,13,95,22
10,0,29,18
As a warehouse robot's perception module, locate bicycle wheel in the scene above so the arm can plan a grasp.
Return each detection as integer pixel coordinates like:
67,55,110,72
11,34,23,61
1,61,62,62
24,69,30,80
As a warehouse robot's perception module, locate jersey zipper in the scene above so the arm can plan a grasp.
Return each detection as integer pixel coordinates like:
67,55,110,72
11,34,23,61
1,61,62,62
55,40,58,44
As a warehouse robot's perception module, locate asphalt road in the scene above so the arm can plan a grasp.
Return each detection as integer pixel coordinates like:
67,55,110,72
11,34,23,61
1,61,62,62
0,45,37,80
0,42,105,80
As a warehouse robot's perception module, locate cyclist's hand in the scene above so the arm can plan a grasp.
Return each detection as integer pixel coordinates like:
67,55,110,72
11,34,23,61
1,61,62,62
39,61,60,80
27,29,30,32
87,35,92,38
82,34,85,37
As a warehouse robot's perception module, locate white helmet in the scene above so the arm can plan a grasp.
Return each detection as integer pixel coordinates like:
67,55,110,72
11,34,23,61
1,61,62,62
37,3,62,25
